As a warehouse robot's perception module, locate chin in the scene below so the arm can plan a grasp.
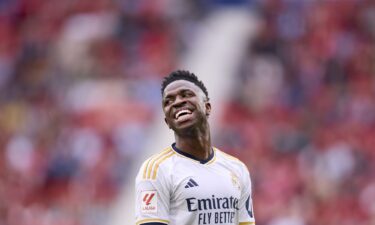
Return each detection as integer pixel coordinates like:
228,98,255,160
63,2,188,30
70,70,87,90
173,121,197,134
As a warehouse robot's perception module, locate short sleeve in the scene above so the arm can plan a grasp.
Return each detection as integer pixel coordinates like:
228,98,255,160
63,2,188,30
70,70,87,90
135,160,171,225
238,165,256,224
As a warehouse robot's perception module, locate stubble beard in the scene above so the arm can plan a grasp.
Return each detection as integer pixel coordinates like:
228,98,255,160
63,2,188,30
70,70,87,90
173,116,209,139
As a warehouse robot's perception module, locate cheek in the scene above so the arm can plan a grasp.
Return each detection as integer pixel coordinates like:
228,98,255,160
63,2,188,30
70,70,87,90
163,106,170,115
164,108,174,121
197,103,207,114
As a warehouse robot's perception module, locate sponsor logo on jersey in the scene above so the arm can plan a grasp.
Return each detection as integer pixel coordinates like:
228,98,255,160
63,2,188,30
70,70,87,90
186,195,239,211
141,191,157,213
186,195,240,225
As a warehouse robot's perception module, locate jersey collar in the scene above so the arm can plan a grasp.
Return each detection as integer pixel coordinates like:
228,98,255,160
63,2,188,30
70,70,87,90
172,143,215,164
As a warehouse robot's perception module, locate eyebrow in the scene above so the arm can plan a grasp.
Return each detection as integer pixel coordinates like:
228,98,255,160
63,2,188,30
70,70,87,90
163,89,193,99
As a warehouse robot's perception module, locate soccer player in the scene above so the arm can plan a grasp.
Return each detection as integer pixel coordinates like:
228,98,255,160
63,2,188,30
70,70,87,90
135,70,255,225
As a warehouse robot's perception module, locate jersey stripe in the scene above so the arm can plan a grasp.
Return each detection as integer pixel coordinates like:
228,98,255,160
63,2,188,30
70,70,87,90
151,151,175,179
140,223,168,225
147,149,173,179
143,148,171,179
239,222,255,225
136,218,169,225
142,158,153,179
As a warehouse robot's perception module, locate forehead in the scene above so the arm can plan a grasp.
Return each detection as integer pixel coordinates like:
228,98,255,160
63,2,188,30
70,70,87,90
163,80,203,97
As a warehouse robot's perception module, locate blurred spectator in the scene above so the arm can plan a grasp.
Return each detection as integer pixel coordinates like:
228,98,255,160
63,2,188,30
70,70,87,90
2,0,375,224
0,0,209,224
216,0,375,224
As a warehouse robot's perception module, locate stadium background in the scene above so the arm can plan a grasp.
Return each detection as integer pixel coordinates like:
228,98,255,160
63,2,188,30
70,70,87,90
0,0,374,224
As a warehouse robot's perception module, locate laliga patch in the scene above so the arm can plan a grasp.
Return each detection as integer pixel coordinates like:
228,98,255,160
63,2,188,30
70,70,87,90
141,190,157,213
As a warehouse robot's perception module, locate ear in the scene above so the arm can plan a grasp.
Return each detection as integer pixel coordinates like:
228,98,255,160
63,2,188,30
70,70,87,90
205,102,211,117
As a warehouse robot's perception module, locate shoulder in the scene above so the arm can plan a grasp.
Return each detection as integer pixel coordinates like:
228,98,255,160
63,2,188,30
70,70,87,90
214,147,250,172
137,146,176,181
215,148,246,165
214,148,253,188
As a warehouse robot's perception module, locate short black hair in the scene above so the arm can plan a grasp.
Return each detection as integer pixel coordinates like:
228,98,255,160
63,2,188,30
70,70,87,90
161,70,209,100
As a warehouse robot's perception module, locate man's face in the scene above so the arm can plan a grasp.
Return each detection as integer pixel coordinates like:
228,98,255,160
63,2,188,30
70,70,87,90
162,80,211,132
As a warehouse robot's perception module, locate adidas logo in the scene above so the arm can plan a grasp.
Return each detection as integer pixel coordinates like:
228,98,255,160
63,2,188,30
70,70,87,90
185,178,199,188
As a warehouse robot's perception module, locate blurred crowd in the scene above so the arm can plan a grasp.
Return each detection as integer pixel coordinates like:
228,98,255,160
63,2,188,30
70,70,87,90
0,0,209,224
216,0,375,224
1,0,375,225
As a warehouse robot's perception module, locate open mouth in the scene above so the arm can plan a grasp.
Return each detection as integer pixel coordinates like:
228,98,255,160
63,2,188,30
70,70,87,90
175,109,193,121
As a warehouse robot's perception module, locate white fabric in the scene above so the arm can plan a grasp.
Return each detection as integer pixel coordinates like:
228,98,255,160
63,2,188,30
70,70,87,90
135,146,255,225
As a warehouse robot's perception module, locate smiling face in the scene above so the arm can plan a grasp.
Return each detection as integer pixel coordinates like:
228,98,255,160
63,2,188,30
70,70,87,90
162,80,211,134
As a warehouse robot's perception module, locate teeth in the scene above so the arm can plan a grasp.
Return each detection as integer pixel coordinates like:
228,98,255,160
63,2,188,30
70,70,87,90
175,109,191,119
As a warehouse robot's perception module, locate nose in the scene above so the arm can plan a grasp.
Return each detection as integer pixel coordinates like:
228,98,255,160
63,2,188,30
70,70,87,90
172,95,186,107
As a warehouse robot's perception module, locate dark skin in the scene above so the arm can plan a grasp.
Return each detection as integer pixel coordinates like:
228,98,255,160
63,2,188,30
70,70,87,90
162,80,212,161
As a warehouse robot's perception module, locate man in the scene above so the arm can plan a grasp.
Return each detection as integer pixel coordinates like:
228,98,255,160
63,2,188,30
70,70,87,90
135,70,255,225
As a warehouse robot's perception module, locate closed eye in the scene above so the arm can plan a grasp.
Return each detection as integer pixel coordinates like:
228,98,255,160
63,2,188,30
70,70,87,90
163,99,172,106
182,90,195,98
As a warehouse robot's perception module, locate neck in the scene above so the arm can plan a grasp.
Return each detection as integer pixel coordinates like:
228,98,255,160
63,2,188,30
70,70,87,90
174,123,212,161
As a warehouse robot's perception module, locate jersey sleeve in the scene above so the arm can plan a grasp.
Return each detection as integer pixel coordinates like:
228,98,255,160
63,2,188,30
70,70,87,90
135,160,171,225
238,164,256,225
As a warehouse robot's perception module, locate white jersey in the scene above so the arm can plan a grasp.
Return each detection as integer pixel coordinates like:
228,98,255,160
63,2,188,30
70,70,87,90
135,144,255,225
